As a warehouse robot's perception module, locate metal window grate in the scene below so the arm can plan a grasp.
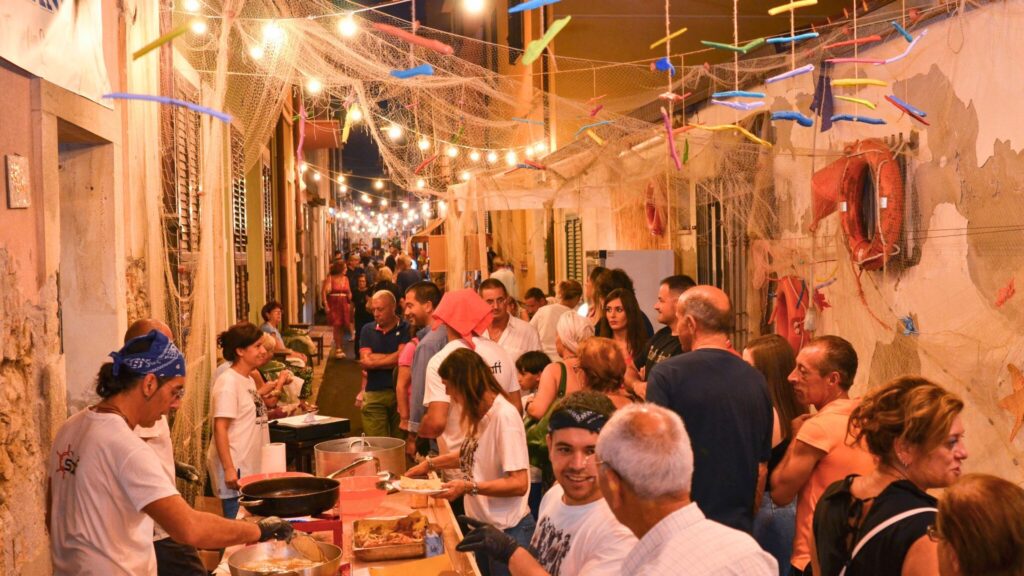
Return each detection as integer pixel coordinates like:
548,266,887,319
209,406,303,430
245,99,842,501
230,128,250,322
262,157,276,303
564,216,583,282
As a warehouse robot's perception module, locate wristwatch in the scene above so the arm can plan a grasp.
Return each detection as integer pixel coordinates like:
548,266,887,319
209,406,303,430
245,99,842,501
469,480,480,496
426,456,435,472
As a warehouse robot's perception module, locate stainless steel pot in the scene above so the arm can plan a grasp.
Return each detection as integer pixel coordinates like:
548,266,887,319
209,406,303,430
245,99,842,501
315,436,406,478
227,540,342,576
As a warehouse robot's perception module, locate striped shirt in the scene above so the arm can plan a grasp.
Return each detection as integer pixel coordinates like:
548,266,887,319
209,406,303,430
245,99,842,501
622,502,777,576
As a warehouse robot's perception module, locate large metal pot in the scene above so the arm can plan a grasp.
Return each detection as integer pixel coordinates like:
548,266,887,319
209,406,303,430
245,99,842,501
238,477,339,518
227,540,342,576
315,436,406,478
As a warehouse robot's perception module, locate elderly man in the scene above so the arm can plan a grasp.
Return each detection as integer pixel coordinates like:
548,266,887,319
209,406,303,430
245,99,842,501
480,278,543,363
646,285,773,534
769,335,874,576
419,289,522,473
358,290,410,439
402,281,445,460
596,404,777,575
455,392,637,575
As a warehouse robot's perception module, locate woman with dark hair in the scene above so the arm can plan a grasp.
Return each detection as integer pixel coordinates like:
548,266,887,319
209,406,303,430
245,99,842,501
259,300,304,363
743,334,808,576
576,337,636,409
596,288,648,385
321,260,352,358
812,376,968,576
48,331,292,574
351,274,374,360
207,322,271,519
406,348,533,576
935,473,1024,576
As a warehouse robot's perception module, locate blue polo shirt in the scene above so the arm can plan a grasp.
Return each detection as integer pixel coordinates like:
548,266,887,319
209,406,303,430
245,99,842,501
360,320,411,392
408,326,450,433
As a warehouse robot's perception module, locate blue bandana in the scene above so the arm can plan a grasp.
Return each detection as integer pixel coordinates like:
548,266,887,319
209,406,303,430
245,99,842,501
109,330,186,378
548,408,609,434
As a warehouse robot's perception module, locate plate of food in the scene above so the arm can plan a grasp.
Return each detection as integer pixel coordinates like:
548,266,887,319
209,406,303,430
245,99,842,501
396,476,446,495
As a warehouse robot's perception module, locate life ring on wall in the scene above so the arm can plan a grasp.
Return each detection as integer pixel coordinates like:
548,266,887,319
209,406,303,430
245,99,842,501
837,139,904,270
771,275,810,352
644,180,665,236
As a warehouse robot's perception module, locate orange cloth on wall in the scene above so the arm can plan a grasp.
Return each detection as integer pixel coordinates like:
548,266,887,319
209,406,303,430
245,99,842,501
790,398,876,570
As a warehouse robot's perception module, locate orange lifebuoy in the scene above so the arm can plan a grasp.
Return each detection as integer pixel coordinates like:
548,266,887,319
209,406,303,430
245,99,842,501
838,139,904,270
772,275,810,352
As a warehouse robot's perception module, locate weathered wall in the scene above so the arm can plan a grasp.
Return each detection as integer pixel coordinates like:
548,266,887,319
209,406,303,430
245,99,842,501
685,2,1024,480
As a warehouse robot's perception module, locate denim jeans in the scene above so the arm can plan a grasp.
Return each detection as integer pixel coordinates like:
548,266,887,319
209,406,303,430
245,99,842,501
753,490,797,576
477,513,536,576
221,496,240,520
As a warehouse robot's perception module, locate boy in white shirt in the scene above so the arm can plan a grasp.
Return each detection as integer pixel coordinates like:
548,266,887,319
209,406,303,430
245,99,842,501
457,391,637,576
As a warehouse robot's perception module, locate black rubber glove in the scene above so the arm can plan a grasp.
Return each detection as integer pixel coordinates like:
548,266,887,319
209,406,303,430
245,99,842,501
257,516,294,542
174,461,200,483
455,516,519,564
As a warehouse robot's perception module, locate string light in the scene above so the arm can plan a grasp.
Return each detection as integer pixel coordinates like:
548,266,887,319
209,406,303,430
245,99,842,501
446,145,459,158
182,0,201,12
401,201,409,209
387,124,404,140
417,138,431,151
189,19,208,35
263,21,285,44
373,179,384,190
362,193,372,203
460,171,471,181
248,45,265,60
337,175,346,183
299,162,308,173
340,184,348,193
463,0,486,15
524,145,535,159
306,78,323,94
416,178,426,190
338,14,358,38
312,171,321,181
349,106,363,123
535,141,547,153
487,151,498,164
505,151,518,167
380,199,388,207
469,150,481,162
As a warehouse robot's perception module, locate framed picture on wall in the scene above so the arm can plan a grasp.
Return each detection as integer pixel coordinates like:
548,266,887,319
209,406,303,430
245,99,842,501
5,154,30,209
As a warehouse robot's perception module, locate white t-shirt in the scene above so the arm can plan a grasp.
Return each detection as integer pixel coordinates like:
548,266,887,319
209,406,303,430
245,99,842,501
206,368,269,498
134,416,175,541
530,484,637,576
423,337,519,458
490,268,518,300
529,303,572,362
482,316,542,363
50,409,180,576
459,395,531,530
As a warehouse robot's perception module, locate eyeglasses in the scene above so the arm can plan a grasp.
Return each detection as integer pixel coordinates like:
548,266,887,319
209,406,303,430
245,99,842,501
926,524,943,542
172,388,187,400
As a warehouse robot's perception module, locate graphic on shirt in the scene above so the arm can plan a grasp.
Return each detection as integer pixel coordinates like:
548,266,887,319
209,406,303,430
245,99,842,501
248,389,268,424
491,361,502,375
55,444,79,479
460,435,479,477
531,516,573,575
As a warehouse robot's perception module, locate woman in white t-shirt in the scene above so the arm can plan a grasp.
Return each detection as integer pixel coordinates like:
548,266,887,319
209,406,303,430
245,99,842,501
407,348,534,576
207,322,271,519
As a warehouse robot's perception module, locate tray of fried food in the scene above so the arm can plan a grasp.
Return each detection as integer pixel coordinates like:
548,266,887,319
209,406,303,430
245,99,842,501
352,511,429,561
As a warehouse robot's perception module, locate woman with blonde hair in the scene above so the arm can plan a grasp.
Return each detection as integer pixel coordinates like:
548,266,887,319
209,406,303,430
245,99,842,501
576,337,635,409
935,473,1024,576
406,348,533,576
811,375,967,576
525,312,593,419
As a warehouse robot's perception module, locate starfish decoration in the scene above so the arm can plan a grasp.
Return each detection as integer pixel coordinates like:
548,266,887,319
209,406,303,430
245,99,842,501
999,364,1024,442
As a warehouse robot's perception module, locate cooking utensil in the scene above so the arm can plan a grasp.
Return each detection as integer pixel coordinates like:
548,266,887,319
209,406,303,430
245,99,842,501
286,532,324,563
238,471,313,489
238,477,339,518
227,540,342,576
315,436,407,478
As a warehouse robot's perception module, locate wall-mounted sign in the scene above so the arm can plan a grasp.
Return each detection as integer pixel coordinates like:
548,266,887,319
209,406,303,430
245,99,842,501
6,154,31,209
0,0,112,107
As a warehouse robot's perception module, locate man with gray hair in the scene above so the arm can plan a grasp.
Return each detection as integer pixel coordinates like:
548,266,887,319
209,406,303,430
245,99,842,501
596,404,777,575
358,290,410,438
646,285,773,535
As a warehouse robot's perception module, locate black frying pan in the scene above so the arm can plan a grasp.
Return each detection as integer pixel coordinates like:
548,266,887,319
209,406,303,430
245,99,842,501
238,476,339,518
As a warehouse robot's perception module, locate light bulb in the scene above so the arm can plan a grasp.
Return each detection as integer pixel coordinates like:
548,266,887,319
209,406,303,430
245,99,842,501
535,141,547,153
338,15,358,38
463,0,486,15
505,151,518,167
299,162,308,173
340,184,348,193
380,199,388,207
417,138,430,151
306,78,323,95
337,175,346,183
362,193,372,203
446,146,459,158
349,106,363,123
408,209,416,218
373,179,384,190
189,19,208,35
416,178,426,190
312,171,321,182
401,201,409,209
461,171,471,182
524,146,535,159
439,200,448,210
263,21,285,44
249,45,265,60
469,150,481,162
183,0,201,12
387,124,404,140
487,151,498,164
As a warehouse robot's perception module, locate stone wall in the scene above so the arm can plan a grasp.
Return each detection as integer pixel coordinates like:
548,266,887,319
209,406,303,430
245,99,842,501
0,249,61,575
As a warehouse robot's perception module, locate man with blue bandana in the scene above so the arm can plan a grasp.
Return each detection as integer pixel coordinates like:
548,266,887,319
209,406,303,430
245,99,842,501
48,331,293,576
456,391,636,575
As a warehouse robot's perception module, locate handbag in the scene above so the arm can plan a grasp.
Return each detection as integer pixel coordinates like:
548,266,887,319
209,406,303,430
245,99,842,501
524,363,567,487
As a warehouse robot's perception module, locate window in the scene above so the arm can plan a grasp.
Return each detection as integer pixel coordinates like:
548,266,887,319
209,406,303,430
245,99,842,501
230,127,249,322
564,216,583,282
262,156,276,303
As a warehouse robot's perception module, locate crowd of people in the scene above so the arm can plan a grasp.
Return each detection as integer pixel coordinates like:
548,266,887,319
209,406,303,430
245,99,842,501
44,244,1024,576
